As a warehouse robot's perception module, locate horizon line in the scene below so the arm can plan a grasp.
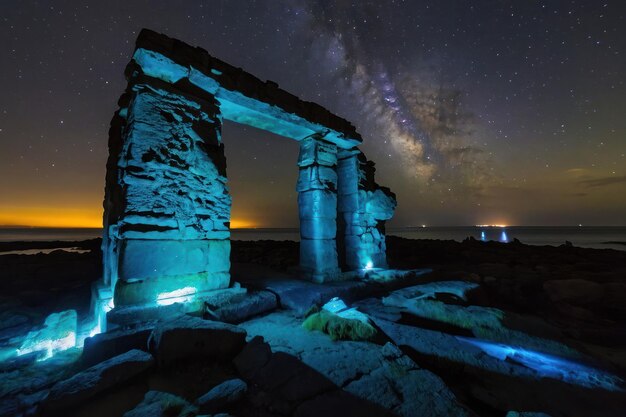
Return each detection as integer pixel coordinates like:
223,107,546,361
2,224,626,229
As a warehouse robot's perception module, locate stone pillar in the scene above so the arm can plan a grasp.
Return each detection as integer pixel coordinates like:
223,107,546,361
337,151,361,270
297,137,340,282
102,79,231,308
337,151,396,270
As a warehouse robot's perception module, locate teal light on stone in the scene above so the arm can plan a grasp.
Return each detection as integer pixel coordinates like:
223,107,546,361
17,310,77,361
156,286,198,306
457,337,624,392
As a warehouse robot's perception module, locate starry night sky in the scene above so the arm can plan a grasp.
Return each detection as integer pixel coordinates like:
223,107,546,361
1,1,625,228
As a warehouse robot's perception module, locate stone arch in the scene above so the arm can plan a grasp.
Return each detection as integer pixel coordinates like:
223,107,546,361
95,29,396,321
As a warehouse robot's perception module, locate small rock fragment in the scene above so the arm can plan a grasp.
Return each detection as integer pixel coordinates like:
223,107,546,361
195,378,247,413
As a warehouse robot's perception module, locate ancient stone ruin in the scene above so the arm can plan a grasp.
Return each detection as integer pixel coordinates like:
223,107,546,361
94,29,396,323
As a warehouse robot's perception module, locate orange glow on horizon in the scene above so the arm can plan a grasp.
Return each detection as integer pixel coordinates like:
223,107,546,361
0,206,103,228
229,218,258,229
0,206,259,230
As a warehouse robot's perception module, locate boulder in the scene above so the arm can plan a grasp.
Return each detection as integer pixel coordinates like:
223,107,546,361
82,325,153,367
43,349,154,411
195,378,247,413
233,336,272,379
124,390,197,417
149,315,246,366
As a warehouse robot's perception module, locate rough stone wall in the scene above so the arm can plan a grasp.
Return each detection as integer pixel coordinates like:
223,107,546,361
337,151,397,270
102,75,231,307
297,137,341,282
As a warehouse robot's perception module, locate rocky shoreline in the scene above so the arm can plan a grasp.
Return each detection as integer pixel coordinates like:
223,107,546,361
1,237,625,416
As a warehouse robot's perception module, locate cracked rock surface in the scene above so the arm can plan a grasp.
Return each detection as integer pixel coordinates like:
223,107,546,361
239,311,469,416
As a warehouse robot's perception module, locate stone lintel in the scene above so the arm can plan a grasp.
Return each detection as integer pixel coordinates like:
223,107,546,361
132,28,361,149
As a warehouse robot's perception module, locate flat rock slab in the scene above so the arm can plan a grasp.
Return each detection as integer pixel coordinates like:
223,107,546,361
239,311,468,416
82,325,154,367
250,278,368,315
107,302,190,327
233,338,380,415
374,317,540,379
207,290,277,324
246,268,431,315
43,349,154,411
150,315,246,366
380,287,580,360
387,280,480,302
374,317,626,416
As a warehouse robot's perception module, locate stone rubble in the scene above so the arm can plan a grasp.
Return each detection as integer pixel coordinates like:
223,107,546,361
42,349,154,411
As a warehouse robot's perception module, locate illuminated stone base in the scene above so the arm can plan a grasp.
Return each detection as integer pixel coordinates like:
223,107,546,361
113,239,230,307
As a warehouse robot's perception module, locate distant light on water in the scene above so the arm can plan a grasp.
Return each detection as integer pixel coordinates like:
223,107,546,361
500,229,508,242
475,224,508,228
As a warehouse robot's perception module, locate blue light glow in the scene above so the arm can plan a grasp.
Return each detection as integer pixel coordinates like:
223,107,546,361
156,286,197,306
500,230,508,242
456,337,624,392
16,310,78,361
364,260,374,270
481,231,486,241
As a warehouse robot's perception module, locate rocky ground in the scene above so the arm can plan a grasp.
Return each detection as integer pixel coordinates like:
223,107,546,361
0,237,625,416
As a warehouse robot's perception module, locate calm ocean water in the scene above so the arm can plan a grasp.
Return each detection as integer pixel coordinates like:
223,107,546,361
0,226,625,251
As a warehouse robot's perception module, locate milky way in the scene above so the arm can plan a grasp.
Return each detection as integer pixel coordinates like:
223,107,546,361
1,1,624,226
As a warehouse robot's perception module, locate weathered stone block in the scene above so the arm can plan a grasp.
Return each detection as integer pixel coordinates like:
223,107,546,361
362,189,396,220
300,218,337,240
336,156,360,196
114,270,230,307
298,190,337,220
344,236,387,270
300,238,339,274
337,192,359,212
150,315,246,366
298,137,337,167
296,165,337,192
118,239,230,280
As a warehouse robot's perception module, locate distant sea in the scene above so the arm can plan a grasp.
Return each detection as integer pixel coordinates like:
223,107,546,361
1,226,625,251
